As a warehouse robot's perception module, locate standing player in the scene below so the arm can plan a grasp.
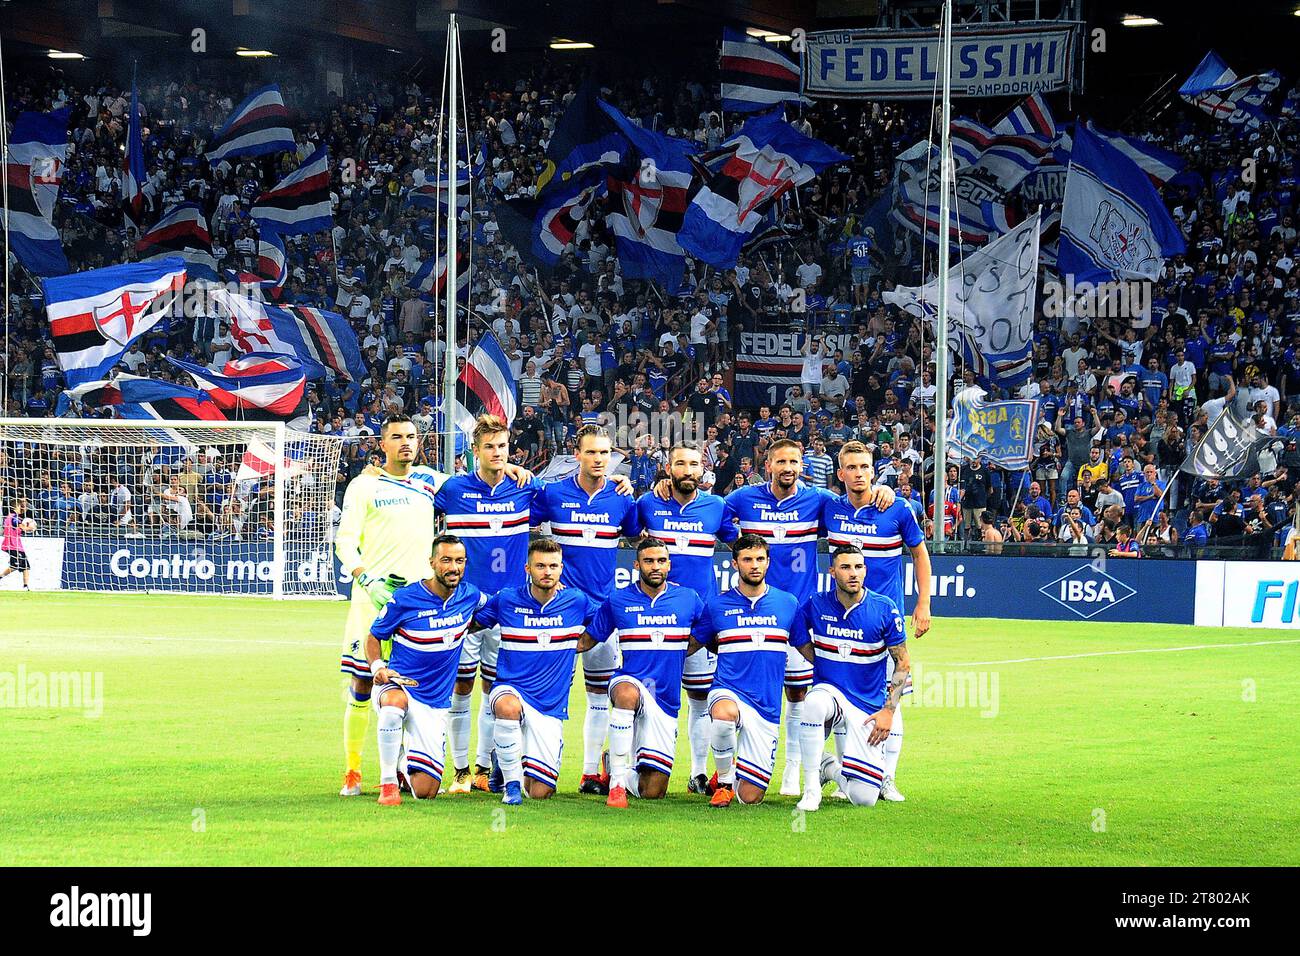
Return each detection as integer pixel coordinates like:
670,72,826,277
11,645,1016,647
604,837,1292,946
535,424,641,795
364,534,487,805
579,538,707,807
637,443,737,793
791,545,909,811
476,537,596,803
335,415,444,798
821,440,930,801
694,534,805,807
437,415,544,793
721,439,895,795
1,499,33,590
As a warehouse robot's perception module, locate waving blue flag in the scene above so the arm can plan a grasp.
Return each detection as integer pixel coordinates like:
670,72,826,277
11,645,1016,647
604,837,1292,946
946,387,1040,470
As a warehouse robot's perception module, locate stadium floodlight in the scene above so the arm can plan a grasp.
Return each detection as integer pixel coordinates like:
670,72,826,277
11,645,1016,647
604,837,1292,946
1120,15,1161,26
47,50,86,59
0,419,346,599
235,48,277,57
549,39,594,50
745,28,777,37
763,34,793,42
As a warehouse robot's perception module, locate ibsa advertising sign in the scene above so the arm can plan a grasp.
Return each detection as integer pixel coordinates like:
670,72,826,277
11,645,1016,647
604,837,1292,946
610,552,1195,625
1218,562,1300,628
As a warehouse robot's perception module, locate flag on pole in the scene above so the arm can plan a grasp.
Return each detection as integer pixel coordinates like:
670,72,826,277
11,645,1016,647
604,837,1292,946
453,334,517,435
1181,398,1275,478
205,84,296,163
1059,125,1186,285
409,252,470,301
236,438,306,484
719,27,810,113
679,111,847,268
883,213,1041,389
135,203,219,281
55,372,214,416
250,146,332,235
5,109,71,276
945,386,1040,469
44,258,187,387
534,77,626,198
122,79,146,228
1179,50,1280,129
166,353,310,419
534,176,608,265
598,100,693,291
228,232,287,296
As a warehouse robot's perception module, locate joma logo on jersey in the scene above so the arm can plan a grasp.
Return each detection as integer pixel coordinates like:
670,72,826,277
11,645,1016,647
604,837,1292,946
1040,565,1136,619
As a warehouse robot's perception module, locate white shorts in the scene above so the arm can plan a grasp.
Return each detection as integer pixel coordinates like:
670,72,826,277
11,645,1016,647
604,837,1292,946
1035,465,1060,481
609,675,677,778
373,688,448,784
489,684,564,790
459,624,501,683
784,644,813,690
809,683,886,791
682,648,716,694
581,640,620,691
707,687,778,791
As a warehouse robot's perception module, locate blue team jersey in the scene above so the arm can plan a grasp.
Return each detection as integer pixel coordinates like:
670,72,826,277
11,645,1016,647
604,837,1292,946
636,491,737,600
696,585,804,723
792,590,906,714
368,580,487,708
724,482,830,603
821,496,924,609
436,472,542,595
587,582,707,718
476,585,596,719
535,476,642,600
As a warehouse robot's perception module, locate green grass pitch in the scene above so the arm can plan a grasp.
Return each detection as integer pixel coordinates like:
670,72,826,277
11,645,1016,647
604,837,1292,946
1,592,1297,866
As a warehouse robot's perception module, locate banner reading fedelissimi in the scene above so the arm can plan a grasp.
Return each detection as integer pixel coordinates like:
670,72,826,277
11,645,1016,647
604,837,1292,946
803,21,1082,100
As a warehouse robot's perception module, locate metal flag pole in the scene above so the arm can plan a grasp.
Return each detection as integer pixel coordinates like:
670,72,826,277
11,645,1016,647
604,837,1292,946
931,0,954,544
441,13,461,473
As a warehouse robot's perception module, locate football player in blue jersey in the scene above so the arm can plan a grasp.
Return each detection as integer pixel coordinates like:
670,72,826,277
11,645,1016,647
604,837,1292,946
579,538,707,807
694,534,808,807
791,544,909,811
637,443,738,793
821,439,930,800
535,424,642,796
365,534,487,806
476,537,597,804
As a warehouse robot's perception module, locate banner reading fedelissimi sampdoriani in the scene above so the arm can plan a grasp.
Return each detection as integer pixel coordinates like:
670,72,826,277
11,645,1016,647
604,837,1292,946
802,21,1083,101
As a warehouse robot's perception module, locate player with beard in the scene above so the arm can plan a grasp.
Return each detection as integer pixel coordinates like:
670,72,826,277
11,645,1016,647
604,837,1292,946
720,439,895,796
637,444,737,792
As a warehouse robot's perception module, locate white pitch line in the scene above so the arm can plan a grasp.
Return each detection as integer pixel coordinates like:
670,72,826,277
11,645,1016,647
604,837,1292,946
928,638,1300,667
0,634,335,649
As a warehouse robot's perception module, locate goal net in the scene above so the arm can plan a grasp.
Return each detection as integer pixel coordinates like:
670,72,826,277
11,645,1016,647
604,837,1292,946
0,419,346,598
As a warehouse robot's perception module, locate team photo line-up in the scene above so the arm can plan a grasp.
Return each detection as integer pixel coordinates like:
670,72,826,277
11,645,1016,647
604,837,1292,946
337,411,931,809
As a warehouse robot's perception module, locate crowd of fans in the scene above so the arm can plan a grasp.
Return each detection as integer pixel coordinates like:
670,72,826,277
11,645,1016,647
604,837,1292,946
4,52,1300,558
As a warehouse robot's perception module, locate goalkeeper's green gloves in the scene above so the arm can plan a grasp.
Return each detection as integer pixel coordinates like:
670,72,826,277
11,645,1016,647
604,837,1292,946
357,572,408,610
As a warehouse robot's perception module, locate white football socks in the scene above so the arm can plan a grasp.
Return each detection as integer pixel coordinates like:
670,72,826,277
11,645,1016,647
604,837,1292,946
582,691,609,775
799,692,832,795
883,705,903,779
376,705,404,786
687,696,709,778
448,692,472,770
474,695,495,770
607,707,635,790
710,717,737,785
784,699,804,777
493,718,523,785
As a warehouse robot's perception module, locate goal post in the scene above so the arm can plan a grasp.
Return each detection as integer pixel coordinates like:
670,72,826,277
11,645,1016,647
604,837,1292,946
0,418,347,599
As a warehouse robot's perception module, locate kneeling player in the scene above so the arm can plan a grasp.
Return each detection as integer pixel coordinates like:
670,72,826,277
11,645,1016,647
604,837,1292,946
791,545,909,811
477,537,595,804
579,538,707,807
695,534,805,807
365,534,486,805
